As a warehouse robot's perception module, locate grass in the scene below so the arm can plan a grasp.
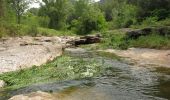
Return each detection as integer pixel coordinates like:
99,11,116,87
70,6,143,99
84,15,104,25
95,28,170,50
38,27,75,36
0,24,75,38
131,18,170,29
101,30,127,49
0,56,102,90
128,34,170,49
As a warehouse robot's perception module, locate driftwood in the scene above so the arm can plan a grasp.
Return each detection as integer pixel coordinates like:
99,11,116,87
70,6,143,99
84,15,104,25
67,34,102,46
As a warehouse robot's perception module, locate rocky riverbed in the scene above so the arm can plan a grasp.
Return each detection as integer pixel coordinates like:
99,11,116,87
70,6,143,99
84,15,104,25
5,48,170,100
0,37,170,100
100,48,170,68
0,36,76,74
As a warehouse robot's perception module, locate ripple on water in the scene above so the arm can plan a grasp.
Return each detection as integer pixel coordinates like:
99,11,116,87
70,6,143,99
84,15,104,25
1,48,170,100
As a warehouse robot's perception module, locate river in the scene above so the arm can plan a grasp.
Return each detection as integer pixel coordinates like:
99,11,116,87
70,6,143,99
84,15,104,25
0,48,170,100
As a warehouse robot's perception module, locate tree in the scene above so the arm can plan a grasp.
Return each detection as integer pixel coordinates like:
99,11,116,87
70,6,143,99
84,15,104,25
41,0,70,30
99,0,137,28
9,0,31,24
127,0,170,20
71,0,107,34
0,0,4,17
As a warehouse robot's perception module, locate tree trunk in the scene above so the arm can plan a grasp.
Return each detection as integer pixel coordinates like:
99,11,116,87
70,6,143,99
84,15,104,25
17,13,21,24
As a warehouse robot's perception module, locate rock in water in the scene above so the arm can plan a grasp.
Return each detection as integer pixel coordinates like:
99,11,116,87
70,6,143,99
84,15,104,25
9,91,56,100
0,80,6,88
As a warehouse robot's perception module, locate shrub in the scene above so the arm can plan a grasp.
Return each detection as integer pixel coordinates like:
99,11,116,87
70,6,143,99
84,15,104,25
0,27,5,38
111,4,137,28
38,16,50,28
141,17,158,26
27,25,38,37
4,24,22,36
151,9,170,20
101,30,128,49
128,34,170,49
72,7,107,35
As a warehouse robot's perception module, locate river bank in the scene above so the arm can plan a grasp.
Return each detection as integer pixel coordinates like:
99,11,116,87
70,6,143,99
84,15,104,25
1,48,170,100
99,48,170,68
0,36,77,74
0,35,170,100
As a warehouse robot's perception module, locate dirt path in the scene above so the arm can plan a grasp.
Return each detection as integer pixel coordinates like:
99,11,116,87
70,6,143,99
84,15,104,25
0,36,75,74
100,48,170,67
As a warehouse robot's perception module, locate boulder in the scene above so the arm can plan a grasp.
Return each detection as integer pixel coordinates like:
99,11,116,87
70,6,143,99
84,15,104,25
126,27,153,39
68,34,102,46
126,26,170,39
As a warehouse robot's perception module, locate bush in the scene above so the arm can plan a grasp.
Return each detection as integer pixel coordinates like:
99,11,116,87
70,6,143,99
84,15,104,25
0,27,5,38
111,4,137,29
38,16,50,28
101,30,128,49
72,7,107,35
1,24,22,37
151,9,170,20
128,34,170,49
141,17,158,26
27,25,38,37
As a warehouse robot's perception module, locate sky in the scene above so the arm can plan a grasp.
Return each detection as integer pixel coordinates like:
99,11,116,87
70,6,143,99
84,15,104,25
31,0,100,8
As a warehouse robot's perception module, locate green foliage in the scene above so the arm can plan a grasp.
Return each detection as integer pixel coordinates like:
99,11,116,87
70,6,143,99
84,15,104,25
151,9,170,20
100,0,170,28
100,30,128,49
22,13,39,26
141,17,158,26
134,0,170,21
0,26,6,38
128,34,170,49
113,4,137,28
0,56,102,89
38,27,74,36
27,25,38,37
99,29,170,50
70,0,107,35
38,16,50,28
41,0,71,30
131,18,170,29
1,0,170,37
9,0,31,24
99,0,138,29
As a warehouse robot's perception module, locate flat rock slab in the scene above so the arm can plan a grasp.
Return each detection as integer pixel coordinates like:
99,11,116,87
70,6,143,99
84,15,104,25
0,36,74,74
9,91,56,100
100,48,170,67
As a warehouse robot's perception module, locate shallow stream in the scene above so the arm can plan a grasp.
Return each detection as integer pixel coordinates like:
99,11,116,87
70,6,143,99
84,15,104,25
0,48,170,100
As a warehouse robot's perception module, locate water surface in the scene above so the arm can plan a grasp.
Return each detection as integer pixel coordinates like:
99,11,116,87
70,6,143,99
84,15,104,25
1,48,170,100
